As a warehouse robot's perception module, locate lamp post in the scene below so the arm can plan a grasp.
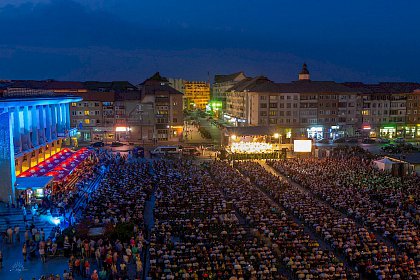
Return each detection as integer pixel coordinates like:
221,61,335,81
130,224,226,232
273,133,281,158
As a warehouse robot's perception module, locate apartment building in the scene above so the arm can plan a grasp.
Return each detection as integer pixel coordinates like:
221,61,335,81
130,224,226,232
139,72,184,141
226,65,362,139
406,89,420,138
184,81,210,110
212,72,248,110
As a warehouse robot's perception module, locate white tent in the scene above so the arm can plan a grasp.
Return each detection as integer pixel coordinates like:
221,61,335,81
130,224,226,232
374,157,396,171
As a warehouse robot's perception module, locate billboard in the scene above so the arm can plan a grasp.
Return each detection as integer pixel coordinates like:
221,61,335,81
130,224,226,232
293,140,312,153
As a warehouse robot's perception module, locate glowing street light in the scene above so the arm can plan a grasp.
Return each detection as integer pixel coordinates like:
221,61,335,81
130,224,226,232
273,133,280,139
231,134,237,141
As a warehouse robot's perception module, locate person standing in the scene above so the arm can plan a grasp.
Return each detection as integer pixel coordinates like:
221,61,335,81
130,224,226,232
14,225,20,244
39,244,46,263
6,227,13,244
22,243,27,261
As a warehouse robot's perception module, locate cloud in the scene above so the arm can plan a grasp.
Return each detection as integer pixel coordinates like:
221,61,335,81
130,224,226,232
0,0,419,82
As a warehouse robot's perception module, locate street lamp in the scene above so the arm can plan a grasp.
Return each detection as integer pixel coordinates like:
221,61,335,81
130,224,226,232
273,133,282,159
231,134,237,141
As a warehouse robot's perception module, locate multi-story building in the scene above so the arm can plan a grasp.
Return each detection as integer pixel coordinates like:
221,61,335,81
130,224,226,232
139,72,184,141
168,78,186,94
0,93,81,202
226,64,362,139
225,76,271,126
345,83,420,138
69,91,115,143
184,81,210,110
213,72,248,111
406,89,420,138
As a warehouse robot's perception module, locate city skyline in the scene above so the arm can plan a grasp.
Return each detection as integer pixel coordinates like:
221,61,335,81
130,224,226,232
0,0,419,83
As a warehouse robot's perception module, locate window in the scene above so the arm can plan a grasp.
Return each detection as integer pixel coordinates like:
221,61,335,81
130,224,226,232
173,118,177,123
260,103,267,108
260,96,267,100
84,110,90,116
72,111,76,116
269,103,278,108
362,110,369,116
260,111,268,116
94,102,100,107
71,102,77,107
84,119,90,124
269,110,277,116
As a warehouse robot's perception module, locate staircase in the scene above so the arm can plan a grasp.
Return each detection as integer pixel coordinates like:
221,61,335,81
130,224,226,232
0,206,56,238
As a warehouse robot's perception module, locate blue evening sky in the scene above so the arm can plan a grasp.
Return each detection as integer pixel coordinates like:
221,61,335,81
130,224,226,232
0,0,419,83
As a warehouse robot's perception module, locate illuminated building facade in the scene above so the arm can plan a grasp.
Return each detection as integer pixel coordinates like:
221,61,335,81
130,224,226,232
184,81,210,110
225,64,420,140
0,94,81,202
139,73,184,141
406,89,420,138
213,72,248,111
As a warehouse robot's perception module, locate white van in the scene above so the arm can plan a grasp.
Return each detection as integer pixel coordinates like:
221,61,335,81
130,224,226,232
150,146,181,157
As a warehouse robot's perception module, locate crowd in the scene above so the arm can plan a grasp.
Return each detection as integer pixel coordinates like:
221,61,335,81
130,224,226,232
149,160,287,279
267,158,420,255
58,153,150,279
231,160,419,279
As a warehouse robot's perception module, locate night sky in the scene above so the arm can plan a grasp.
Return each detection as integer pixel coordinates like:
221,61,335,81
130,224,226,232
0,0,419,83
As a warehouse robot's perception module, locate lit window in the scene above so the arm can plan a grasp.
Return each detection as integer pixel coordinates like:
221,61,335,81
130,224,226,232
84,119,90,124
362,110,369,116
84,110,90,116
71,102,77,107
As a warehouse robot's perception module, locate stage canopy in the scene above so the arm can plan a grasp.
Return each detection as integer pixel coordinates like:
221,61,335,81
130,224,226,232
373,157,396,171
19,148,93,182
15,176,54,190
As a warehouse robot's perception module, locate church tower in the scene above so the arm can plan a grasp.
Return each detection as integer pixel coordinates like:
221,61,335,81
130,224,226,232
298,63,310,81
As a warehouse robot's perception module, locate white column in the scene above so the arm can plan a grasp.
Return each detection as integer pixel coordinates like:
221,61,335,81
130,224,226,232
12,107,22,153
45,105,52,142
31,106,39,147
65,103,71,130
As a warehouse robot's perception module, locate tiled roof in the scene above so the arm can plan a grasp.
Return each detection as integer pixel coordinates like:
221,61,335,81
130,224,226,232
140,84,183,96
214,72,246,83
228,76,272,92
77,91,115,102
343,82,420,94
229,78,357,94
83,81,137,92
10,80,85,90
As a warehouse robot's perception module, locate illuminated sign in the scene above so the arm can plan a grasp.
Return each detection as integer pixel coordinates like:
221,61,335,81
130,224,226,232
362,125,371,130
293,140,312,153
115,126,130,132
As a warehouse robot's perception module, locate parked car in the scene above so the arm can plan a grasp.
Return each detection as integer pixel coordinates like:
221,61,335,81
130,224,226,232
91,141,105,147
317,138,330,144
111,141,124,147
182,147,201,156
346,138,359,143
333,138,346,143
376,138,390,144
362,138,375,144
394,137,405,144
150,146,181,157
381,144,401,154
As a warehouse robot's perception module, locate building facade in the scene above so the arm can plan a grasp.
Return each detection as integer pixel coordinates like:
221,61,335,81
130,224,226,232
139,73,184,141
0,94,81,202
184,81,210,110
212,72,248,111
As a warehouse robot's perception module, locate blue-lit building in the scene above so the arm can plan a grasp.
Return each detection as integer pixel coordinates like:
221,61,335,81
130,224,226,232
0,94,82,203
